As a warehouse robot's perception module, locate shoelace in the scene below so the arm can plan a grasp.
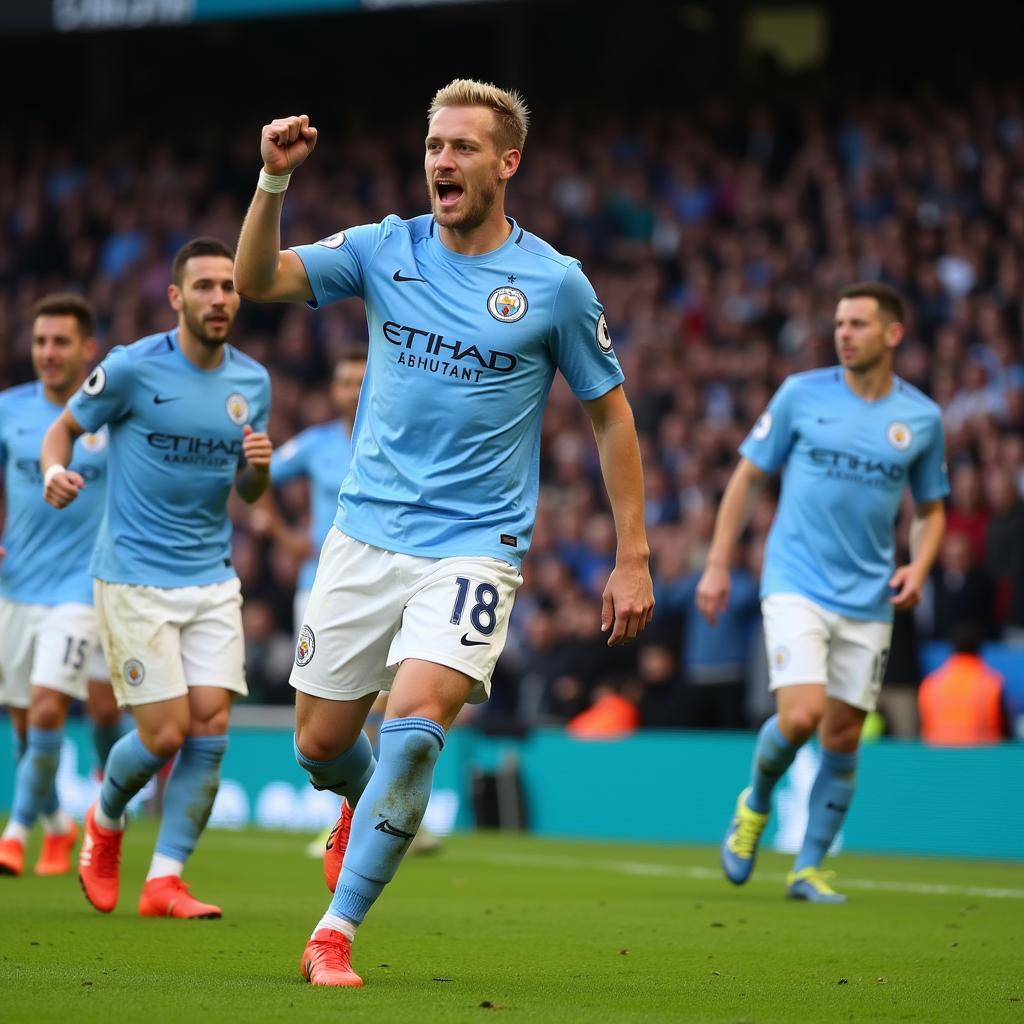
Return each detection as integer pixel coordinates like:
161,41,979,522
729,811,766,857
329,803,352,852
798,869,838,893
94,832,122,878
313,934,352,971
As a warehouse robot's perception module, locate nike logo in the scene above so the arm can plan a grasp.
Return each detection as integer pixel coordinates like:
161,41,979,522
460,633,490,647
826,801,848,812
393,270,426,283
153,394,182,404
817,416,839,424
16,427,35,435
374,818,415,840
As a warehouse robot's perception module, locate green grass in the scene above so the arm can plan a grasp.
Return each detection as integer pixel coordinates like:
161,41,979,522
1,825,1022,1023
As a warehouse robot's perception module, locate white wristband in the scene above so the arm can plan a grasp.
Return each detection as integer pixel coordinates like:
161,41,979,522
258,169,291,193
43,464,67,488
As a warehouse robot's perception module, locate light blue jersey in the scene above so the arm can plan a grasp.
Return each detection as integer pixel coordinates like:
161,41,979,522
271,420,352,591
0,382,107,605
292,215,623,568
67,329,271,589
740,368,949,621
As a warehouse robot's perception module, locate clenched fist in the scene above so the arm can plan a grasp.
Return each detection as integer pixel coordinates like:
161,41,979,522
261,114,318,175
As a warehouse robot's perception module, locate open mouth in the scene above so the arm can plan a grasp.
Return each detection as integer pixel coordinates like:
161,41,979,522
435,180,464,208
206,316,228,328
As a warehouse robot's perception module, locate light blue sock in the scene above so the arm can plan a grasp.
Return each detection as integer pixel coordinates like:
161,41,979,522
294,731,376,804
10,727,63,829
748,715,801,814
155,735,228,862
99,730,168,821
92,715,130,772
794,748,858,872
330,717,445,925
12,726,59,819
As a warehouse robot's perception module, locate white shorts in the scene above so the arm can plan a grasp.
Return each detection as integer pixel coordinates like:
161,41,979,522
0,599,109,709
761,593,893,712
291,529,522,705
293,589,312,637
94,577,247,708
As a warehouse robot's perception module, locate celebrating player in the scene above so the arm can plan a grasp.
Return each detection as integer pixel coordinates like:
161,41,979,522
697,283,948,902
0,294,123,878
41,239,272,918
235,79,654,985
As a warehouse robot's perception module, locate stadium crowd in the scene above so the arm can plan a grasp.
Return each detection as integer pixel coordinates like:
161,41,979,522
4,84,1024,733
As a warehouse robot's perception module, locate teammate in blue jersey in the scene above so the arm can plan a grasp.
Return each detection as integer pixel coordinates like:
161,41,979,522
253,354,364,631
0,293,124,879
697,282,948,902
41,239,273,919
235,79,655,985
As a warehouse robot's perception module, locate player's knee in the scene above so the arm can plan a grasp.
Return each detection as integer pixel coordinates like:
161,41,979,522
821,721,863,753
141,720,187,759
778,706,821,742
28,690,67,730
189,707,231,738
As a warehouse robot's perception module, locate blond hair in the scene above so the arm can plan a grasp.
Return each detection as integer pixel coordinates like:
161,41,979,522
428,78,530,153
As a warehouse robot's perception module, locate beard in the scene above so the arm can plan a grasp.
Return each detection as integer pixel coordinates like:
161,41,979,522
428,175,500,231
182,304,231,348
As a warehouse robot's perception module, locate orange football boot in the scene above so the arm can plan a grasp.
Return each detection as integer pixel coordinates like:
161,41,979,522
300,928,363,987
138,876,222,919
323,799,353,893
0,836,25,877
78,803,122,913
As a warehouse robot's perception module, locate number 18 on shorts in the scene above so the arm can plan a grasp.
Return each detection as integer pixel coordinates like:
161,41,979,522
289,529,522,705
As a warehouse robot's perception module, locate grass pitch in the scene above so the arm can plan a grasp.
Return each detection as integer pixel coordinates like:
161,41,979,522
1,825,1021,1023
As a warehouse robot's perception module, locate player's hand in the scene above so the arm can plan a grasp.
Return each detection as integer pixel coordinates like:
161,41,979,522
889,563,926,611
242,424,273,469
696,563,731,626
44,468,85,509
601,560,655,647
261,115,318,175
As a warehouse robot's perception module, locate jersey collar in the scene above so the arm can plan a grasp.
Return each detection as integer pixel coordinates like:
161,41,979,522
428,216,522,266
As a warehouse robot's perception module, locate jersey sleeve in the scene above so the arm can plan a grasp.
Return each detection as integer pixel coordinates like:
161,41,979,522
67,347,135,432
253,372,271,434
738,378,798,473
547,263,624,400
290,222,389,309
908,414,950,503
271,428,312,484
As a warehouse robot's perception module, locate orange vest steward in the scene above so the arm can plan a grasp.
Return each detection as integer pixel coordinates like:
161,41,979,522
918,654,1004,746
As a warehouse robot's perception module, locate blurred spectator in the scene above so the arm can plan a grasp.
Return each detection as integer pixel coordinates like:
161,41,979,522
984,464,1024,641
656,558,759,730
918,624,1009,745
944,462,990,565
924,533,998,641
241,600,299,705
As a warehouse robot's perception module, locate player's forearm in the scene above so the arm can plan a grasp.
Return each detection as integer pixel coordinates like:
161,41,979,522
235,465,271,504
706,461,762,568
235,189,286,299
592,415,650,564
909,502,945,576
40,415,78,473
